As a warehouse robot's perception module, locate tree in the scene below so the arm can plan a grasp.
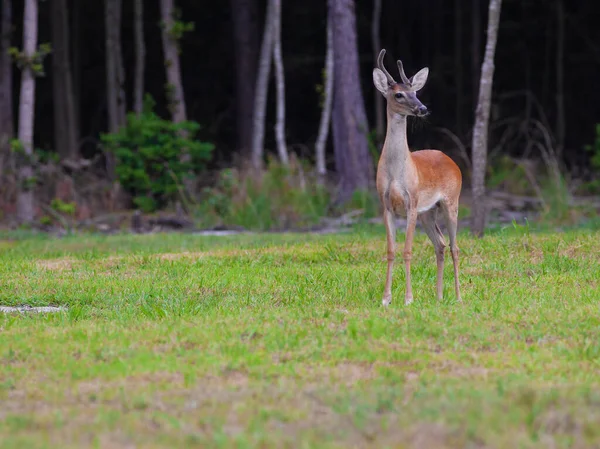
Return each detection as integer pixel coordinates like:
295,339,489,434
371,0,384,145
471,0,502,237
328,0,373,200
315,16,334,181
230,0,259,157
133,0,145,115
52,0,79,160
16,0,39,223
105,0,126,178
251,0,275,169
271,0,288,165
0,0,13,154
159,0,188,124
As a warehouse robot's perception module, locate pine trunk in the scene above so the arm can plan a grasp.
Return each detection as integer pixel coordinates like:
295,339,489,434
160,0,187,124
315,17,334,180
471,0,502,237
52,0,79,160
271,0,288,165
328,0,373,201
17,0,39,224
230,0,259,157
0,0,13,153
251,0,275,169
133,0,145,115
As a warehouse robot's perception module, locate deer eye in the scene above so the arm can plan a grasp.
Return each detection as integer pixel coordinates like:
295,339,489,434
394,92,404,99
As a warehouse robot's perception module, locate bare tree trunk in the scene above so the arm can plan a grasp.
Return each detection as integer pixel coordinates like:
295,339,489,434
133,0,145,115
52,0,79,160
0,0,13,153
471,0,481,109
471,0,502,237
328,0,373,201
105,0,123,179
555,0,565,159
371,0,383,145
271,0,288,165
114,0,126,125
160,0,187,124
230,0,259,158
315,17,334,181
71,0,81,145
17,0,38,224
251,0,275,169
454,0,463,136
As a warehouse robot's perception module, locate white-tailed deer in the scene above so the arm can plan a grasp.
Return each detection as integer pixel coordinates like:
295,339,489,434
373,49,462,306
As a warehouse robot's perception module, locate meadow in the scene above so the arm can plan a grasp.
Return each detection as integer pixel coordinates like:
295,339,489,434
0,223,599,448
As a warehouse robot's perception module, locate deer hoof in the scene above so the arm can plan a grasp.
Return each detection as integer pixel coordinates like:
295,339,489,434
382,296,392,307
404,297,413,306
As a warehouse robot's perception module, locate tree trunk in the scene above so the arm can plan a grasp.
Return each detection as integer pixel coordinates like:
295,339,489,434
0,0,13,154
328,0,373,201
160,0,187,124
71,0,81,133
133,0,145,115
52,0,79,160
230,0,259,158
17,0,39,224
555,0,565,159
470,0,502,237
114,0,126,125
315,17,334,181
471,0,481,109
371,0,383,146
454,0,463,137
271,0,288,165
104,0,124,181
251,0,274,169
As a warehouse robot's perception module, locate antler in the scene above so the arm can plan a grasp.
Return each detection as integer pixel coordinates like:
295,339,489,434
377,49,397,86
396,60,411,86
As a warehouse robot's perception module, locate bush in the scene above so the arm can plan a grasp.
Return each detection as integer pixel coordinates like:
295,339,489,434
101,95,214,212
198,157,331,230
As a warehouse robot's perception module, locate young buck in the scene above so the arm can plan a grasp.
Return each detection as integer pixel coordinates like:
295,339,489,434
373,49,462,306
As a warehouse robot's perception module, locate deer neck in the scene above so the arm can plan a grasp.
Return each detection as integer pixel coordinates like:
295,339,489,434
381,111,413,177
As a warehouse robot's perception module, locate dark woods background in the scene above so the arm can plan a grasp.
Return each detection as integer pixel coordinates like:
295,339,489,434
2,0,600,229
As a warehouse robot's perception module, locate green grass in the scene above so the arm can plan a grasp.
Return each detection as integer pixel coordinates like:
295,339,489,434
0,224,599,448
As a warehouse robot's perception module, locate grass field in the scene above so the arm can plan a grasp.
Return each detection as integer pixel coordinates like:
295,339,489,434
0,223,599,448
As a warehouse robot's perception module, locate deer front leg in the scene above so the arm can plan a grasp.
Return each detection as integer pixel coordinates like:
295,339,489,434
382,208,396,307
403,208,418,305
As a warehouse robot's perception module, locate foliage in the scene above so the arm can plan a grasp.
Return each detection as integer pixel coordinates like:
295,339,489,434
0,228,599,447
487,155,531,195
198,157,330,230
9,43,52,76
100,95,214,212
581,124,600,193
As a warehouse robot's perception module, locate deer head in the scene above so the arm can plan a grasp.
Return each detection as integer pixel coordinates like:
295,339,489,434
373,49,430,117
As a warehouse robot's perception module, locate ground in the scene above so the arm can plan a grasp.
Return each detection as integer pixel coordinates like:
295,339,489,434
0,224,599,448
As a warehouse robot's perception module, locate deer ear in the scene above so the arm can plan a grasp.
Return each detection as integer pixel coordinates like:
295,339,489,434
409,67,429,91
373,68,389,96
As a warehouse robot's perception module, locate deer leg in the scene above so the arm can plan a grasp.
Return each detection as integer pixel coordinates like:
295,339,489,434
442,202,462,302
403,209,418,305
420,209,446,301
382,208,397,307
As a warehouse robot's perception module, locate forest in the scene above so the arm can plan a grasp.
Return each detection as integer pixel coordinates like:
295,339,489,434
1,0,599,233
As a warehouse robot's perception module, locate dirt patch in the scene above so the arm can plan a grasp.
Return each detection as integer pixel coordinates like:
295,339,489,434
37,257,76,271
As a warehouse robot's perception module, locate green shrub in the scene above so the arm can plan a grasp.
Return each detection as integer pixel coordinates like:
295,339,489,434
582,124,600,194
198,157,330,231
100,95,214,212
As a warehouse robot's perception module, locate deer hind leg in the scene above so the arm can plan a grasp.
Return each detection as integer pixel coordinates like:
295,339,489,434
403,208,418,305
441,200,462,302
382,208,397,307
420,208,446,301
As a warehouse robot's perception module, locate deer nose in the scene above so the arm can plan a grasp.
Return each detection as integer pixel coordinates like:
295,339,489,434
417,105,429,116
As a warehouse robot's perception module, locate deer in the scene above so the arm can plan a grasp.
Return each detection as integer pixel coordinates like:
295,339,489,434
372,49,462,306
